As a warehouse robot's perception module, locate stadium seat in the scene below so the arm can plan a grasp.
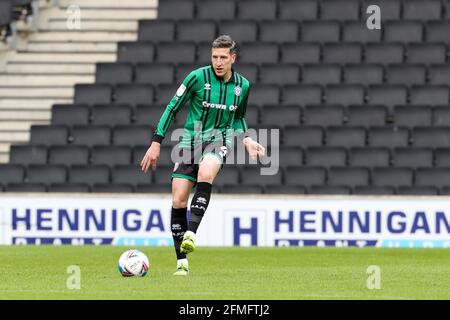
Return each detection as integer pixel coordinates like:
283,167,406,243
239,42,279,64
362,0,401,20
301,21,340,43
48,183,90,193
327,166,369,188
415,168,450,189
113,125,153,147
392,148,433,169
212,166,240,187
91,104,132,126
0,164,25,184
247,84,280,105
134,63,174,85
368,126,410,149
259,21,299,43
176,63,206,82
343,64,383,85
221,184,263,194
349,147,390,168
425,21,450,43
434,148,450,167
265,185,306,194
326,127,366,148
406,43,446,65
322,43,362,64
218,20,258,43
241,166,283,186
284,166,326,188
278,147,303,167
74,84,112,105
137,20,176,42
153,165,175,184
242,104,259,127
95,63,133,85
259,64,300,85
353,186,395,195
111,165,152,185
309,185,351,195
283,126,323,147
302,105,344,127
321,0,360,20
385,64,426,86
114,84,154,106
305,147,347,168
27,165,67,184
371,167,414,188
402,0,442,21
393,106,432,128
364,43,404,65
397,186,439,195
176,20,217,43
135,183,172,193
367,85,407,114
260,105,301,127
70,126,111,147
238,0,277,20
155,84,179,104
92,184,134,193
51,104,90,126
439,186,450,195
346,105,387,127
158,0,195,20
409,85,449,106
196,0,236,20
48,145,89,165
232,63,258,84
432,107,450,126
280,43,321,64
91,146,131,166
282,84,322,106
156,42,196,64
412,127,450,148
428,65,450,85
69,165,110,186
324,85,365,106
9,145,48,165
5,184,47,193
30,125,68,146
278,0,318,21
342,21,382,43
302,64,341,85
117,42,155,64
384,21,424,43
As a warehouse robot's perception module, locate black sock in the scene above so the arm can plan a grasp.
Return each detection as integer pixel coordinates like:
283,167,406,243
171,207,187,260
188,182,212,233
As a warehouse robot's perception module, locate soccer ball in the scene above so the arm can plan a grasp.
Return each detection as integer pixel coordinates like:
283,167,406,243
118,249,149,277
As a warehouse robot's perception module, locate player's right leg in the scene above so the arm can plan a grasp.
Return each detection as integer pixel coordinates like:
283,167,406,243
171,177,194,275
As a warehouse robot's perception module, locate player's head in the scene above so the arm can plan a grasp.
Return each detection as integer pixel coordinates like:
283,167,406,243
211,35,237,79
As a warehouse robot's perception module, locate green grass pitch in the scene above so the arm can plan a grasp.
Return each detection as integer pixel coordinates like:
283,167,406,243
0,246,448,300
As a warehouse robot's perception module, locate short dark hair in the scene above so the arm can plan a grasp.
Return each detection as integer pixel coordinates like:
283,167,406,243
212,35,238,56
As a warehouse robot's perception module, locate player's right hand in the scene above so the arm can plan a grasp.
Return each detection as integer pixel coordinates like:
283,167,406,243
141,142,160,173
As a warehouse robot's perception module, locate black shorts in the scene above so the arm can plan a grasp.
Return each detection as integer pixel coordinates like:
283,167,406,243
171,141,229,184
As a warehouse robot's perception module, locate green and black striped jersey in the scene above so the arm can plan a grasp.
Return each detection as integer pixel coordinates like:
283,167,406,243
152,65,250,148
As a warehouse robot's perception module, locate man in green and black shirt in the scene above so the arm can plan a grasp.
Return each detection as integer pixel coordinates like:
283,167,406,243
141,35,265,276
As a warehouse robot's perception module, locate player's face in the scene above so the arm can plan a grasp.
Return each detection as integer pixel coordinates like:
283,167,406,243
211,47,236,79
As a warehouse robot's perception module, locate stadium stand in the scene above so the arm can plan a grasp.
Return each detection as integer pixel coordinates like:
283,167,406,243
3,0,450,195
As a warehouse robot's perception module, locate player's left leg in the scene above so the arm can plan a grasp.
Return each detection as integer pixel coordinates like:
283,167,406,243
180,153,222,254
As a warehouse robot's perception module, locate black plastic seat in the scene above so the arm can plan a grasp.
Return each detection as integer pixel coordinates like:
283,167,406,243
117,42,155,64
5,183,47,193
27,164,67,184
259,64,300,85
385,64,426,86
241,166,283,186
371,167,413,188
349,147,390,168
303,105,345,126
114,84,154,106
409,85,449,106
238,0,277,20
393,106,432,128
91,146,131,166
218,20,258,42
302,64,341,85
323,43,362,64
384,21,424,43
30,125,68,146
397,186,438,195
435,148,450,167
134,63,174,85
259,21,299,43
428,65,450,85
69,165,110,186
52,104,90,126
112,165,152,185
248,84,280,105
239,42,279,64
0,164,25,185
212,166,239,187
325,84,365,106
426,21,450,43
326,126,366,148
74,84,112,104
283,126,323,147
406,43,446,65
367,85,407,114
9,145,48,165
301,21,340,43
284,166,327,187
91,104,132,126
321,0,360,20
156,42,196,64
281,43,320,64
137,20,176,42
392,147,433,168
70,126,111,147
403,0,442,21
196,0,236,20
362,0,401,20
415,168,450,189
279,147,303,167
48,145,89,165
342,21,381,43
309,185,351,195
305,147,347,168
432,106,450,126
158,0,195,20
353,186,395,195
282,85,322,106
412,127,450,148
364,43,404,64
113,125,153,147
279,0,318,21
327,166,369,188
95,63,133,85
344,64,383,85
176,20,217,42
48,183,90,193
260,105,301,127
368,126,410,149
346,105,387,127
265,185,306,194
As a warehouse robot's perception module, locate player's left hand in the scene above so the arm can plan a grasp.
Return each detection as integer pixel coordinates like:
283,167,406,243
244,137,265,160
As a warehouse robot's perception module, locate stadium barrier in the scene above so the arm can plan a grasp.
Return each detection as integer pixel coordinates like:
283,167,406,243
0,193,449,248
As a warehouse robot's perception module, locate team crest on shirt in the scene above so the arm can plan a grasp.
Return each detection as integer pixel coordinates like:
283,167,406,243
234,86,242,96
204,83,211,90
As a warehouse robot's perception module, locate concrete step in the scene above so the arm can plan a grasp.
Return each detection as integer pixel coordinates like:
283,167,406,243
46,20,138,32
0,109,52,121
0,152,9,163
0,131,30,142
5,63,95,74
0,142,10,153
0,120,49,131
28,31,136,42
0,98,72,109
8,52,116,63
40,8,156,22
0,74,94,86
26,41,117,52
58,0,158,8
0,87,74,98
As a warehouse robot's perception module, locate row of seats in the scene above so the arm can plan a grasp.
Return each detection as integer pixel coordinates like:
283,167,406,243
119,41,450,65
74,83,450,106
50,103,450,128
10,144,450,169
97,62,450,86
2,164,450,191
26,124,450,149
158,0,450,22
137,19,450,44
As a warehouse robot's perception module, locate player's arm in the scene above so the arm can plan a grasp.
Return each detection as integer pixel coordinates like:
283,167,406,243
141,71,197,173
232,87,265,160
